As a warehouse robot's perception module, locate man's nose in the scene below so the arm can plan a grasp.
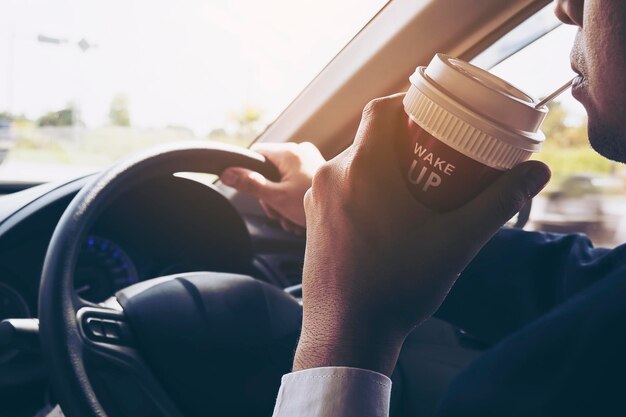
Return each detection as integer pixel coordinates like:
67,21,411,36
554,0,584,27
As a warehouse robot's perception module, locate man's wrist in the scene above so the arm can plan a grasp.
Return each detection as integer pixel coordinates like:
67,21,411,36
292,321,405,377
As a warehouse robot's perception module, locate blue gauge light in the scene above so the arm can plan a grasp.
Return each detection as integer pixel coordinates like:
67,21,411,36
74,236,139,303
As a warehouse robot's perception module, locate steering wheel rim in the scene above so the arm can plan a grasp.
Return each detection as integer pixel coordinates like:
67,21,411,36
38,141,282,417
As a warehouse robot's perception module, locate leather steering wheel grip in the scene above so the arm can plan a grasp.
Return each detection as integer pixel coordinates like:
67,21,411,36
38,142,282,417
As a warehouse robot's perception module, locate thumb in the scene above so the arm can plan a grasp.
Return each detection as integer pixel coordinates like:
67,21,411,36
456,160,551,237
221,167,280,198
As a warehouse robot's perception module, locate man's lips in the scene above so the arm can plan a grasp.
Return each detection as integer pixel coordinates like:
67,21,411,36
571,74,587,102
570,50,586,99
572,74,585,88
570,61,585,89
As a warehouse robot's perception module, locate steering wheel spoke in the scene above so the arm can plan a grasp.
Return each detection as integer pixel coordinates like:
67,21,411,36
76,304,184,417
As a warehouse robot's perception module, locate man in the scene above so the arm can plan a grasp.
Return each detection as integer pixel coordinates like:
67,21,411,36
221,0,626,415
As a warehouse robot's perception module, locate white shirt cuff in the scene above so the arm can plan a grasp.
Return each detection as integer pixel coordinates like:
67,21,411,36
272,367,392,417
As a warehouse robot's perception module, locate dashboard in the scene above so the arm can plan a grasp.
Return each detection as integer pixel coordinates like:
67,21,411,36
73,235,139,303
0,172,305,413
0,235,139,320
0,175,254,321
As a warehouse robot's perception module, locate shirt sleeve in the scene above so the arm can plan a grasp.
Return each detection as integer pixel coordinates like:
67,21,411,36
272,367,392,417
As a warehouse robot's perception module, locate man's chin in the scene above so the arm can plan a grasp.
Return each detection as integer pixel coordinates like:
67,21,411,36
588,122,626,164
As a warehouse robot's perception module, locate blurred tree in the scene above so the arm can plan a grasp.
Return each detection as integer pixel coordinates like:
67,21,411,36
542,101,568,139
0,111,29,122
534,100,614,182
109,94,131,127
208,128,228,139
561,124,589,148
37,105,78,127
542,101,588,148
231,105,262,139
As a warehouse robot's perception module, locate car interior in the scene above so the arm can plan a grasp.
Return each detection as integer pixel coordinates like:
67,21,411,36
0,0,585,416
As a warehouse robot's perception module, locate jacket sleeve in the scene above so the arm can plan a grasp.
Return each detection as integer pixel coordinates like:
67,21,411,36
435,227,614,344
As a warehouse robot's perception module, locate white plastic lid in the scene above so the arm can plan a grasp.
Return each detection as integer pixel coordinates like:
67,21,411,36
404,54,547,170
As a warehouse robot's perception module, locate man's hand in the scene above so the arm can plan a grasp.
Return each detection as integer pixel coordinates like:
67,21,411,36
295,94,551,376
220,142,325,233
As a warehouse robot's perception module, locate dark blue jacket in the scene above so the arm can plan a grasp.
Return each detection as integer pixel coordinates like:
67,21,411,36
437,228,626,416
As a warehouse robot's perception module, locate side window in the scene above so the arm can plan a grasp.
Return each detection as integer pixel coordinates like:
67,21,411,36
476,21,624,247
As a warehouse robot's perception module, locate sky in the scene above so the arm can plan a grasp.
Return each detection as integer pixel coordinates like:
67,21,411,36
0,0,388,134
0,0,584,135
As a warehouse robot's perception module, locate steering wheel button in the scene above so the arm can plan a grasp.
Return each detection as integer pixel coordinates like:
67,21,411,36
102,320,121,340
85,318,105,338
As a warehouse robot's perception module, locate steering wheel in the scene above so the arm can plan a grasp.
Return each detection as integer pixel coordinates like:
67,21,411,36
38,142,302,417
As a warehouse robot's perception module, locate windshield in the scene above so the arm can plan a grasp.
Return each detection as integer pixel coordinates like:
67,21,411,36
0,0,388,183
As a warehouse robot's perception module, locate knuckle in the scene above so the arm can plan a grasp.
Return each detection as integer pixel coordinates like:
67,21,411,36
362,96,397,119
310,162,342,202
303,187,312,203
312,161,334,186
309,157,367,215
303,188,314,213
362,98,385,119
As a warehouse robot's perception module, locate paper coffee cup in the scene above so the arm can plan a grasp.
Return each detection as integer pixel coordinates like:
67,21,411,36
401,54,547,211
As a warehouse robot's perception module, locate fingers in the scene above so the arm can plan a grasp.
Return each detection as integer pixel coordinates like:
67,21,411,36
453,160,551,239
260,200,304,235
259,200,280,220
220,167,280,198
251,142,326,177
345,93,409,198
251,142,297,157
352,93,406,166
330,93,418,207
280,218,305,235
250,142,298,169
